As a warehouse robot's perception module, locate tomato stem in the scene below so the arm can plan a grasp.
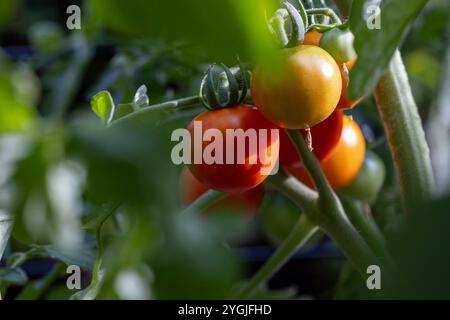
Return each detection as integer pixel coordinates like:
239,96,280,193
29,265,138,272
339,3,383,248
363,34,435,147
234,215,319,299
182,190,227,215
306,8,342,24
374,50,435,213
111,95,201,126
340,196,394,269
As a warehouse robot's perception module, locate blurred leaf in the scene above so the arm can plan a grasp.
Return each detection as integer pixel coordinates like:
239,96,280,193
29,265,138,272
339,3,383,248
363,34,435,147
0,0,17,29
91,90,115,125
17,262,65,300
0,212,13,261
40,34,93,117
0,267,28,292
28,22,65,55
90,0,281,66
383,196,450,298
348,0,428,99
34,244,96,271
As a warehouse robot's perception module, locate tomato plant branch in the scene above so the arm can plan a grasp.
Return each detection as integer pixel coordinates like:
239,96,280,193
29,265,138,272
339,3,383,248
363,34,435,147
111,95,201,126
234,215,319,299
306,8,342,24
182,190,227,215
374,50,435,213
340,196,393,269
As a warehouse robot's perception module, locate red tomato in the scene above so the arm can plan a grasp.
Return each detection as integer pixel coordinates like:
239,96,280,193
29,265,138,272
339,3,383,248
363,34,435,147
279,110,344,166
187,104,279,193
179,167,263,215
286,116,366,191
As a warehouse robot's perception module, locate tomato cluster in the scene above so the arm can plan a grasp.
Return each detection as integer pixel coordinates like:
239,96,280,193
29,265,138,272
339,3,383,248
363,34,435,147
179,27,379,216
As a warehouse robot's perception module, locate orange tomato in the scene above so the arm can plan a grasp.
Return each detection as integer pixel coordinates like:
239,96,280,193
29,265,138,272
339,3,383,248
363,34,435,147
286,116,366,190
303,29,322,46
252,45,342,129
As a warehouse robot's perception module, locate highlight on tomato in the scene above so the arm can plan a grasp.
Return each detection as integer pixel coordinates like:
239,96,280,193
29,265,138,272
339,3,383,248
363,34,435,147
279,110,344,166
251,45,342,129
185,104,280,193
286,116,366,191
179,167,263,215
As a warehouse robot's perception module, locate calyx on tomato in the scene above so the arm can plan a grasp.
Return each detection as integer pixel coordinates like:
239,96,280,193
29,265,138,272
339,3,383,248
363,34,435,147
279,110,344,166
252,45,342,129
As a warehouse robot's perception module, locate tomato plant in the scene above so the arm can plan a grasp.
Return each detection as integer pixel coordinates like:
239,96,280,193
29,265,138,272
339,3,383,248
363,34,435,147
179,166,263,214
251,45,342,129
187,104,279,193
286,116,366,191
336,58,363,109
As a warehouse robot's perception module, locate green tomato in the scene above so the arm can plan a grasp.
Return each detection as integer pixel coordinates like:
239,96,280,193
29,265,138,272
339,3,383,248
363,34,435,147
341,150,386,204
319,27,356,64
261,193,301,244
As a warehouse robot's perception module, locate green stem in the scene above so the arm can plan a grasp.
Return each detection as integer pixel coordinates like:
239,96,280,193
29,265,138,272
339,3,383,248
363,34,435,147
340,196,393,269
182,190,227,215
17,262,65,300
286,130,335,205
269,172,378,275
306,8,342,24
234,215,319,299
374,50,435,213
111,95,201,126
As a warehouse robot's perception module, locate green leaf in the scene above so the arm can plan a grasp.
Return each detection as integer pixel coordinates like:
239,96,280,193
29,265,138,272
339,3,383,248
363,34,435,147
0,267,28,287
90,0,281,67
91,90,116,125
348,0,428,99
33,244,96,271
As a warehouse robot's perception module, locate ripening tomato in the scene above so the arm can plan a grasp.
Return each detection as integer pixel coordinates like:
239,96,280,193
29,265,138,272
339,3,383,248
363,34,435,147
251,45,342,129
303,29,322,46
286,116,366,190
279,110,344,166
336,58,363,109
187,104,279,193
179,167,263,215
319,27,356,64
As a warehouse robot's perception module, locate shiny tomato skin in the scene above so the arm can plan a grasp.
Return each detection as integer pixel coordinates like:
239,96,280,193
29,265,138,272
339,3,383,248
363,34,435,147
279,109,344,166
180,167,263,215
337,58,363,109
286,116,366,190
251,45,342,129
187,104,279,193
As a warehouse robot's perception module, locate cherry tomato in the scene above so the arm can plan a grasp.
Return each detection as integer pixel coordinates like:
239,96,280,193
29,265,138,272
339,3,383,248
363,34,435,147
251,45,342,129
303,29,322,46
179,167,263,215
336,58,363,109
187,104,279,193
286,116,366,190
279,109,344,166
319,27,356,64
340,150,386,204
